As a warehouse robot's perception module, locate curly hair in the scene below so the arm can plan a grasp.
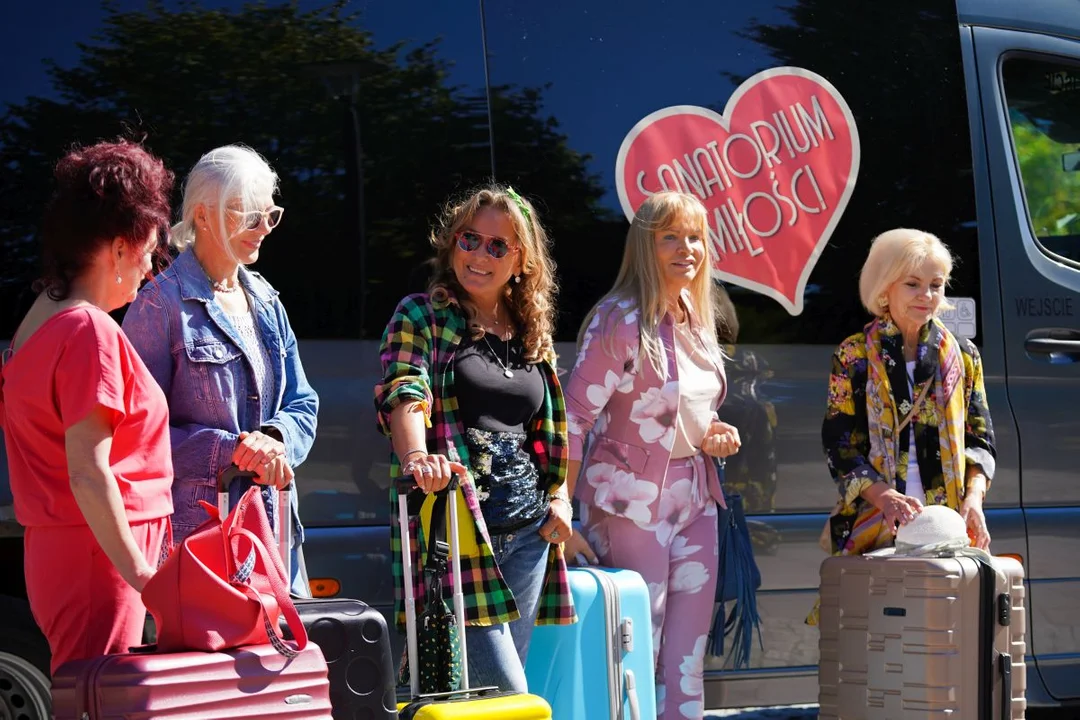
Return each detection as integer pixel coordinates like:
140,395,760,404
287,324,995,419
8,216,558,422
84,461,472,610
37,139,174,300
428,184,558,364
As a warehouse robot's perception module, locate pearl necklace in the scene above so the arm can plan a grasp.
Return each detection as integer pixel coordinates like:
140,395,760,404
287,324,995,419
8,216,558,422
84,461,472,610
209,278,240,294
193,253,240,293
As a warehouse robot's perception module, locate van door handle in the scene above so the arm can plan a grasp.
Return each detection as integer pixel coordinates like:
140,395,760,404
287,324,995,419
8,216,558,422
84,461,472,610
1024,327,1080,356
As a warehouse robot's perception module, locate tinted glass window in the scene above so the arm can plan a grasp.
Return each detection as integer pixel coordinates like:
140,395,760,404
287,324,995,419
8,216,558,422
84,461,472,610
0,1,492,528
0,1,491,340
1004,55,1080,264
482,0,979,344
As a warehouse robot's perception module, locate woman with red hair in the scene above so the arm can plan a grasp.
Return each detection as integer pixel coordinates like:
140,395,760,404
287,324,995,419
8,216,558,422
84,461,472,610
0,140,175,672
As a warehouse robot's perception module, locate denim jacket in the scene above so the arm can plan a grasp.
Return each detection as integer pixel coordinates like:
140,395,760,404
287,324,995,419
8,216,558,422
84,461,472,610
122,249,319,558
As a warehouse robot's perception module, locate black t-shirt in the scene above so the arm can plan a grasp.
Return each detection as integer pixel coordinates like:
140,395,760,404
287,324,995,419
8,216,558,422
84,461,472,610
454,333,544,433
454,332,549,533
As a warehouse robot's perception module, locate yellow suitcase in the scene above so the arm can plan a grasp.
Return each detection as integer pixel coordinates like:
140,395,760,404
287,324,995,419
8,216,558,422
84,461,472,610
398,689,551,719
396,477,552,720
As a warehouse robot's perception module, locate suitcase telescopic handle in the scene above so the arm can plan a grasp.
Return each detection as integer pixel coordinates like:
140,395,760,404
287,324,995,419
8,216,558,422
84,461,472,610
393,475,458,494
216,464,295,587
396,473,468,697
218,464,256,493
218,464,296,493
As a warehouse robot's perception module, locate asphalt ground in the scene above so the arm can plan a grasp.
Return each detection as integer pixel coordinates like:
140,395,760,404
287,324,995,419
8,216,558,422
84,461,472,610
703,706,1076,719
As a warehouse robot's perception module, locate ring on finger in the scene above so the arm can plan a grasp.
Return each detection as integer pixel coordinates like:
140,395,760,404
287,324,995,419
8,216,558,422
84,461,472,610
421,466,433,475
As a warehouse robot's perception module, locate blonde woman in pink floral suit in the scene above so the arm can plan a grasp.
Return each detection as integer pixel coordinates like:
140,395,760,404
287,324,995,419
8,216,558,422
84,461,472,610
562,191,741,720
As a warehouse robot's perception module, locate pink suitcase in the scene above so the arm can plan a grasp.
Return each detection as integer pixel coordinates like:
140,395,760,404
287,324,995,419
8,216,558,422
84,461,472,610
51,642,333,719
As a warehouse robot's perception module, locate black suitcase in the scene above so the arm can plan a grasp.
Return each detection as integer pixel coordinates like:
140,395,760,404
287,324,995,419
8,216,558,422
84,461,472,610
285,598,397,719
219,467,397,720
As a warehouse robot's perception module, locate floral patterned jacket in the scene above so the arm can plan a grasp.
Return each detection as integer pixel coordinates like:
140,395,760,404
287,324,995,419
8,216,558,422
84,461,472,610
820,318,996,555
564,294,727,523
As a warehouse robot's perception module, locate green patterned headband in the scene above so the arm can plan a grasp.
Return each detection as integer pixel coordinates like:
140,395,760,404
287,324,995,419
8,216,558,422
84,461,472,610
505,186,531,222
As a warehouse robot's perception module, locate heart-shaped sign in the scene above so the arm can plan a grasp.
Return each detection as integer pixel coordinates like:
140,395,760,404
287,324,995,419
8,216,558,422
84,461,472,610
615,67,860,315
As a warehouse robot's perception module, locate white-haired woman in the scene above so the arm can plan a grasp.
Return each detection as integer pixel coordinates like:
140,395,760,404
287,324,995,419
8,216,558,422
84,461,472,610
562,191,740,720
123,145,318,595
818,228,995,566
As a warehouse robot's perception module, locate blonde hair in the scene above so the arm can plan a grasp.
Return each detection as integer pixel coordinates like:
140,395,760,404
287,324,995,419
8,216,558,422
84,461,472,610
428,185,557,364
171,145,278,250
578,191,721,376
859,228,954,317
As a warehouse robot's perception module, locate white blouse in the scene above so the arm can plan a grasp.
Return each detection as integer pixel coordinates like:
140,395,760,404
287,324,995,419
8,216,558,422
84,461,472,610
228,299,276,422
671,321,724,459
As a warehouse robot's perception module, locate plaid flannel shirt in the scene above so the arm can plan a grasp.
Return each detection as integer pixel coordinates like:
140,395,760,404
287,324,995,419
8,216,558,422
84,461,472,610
374,291,576,630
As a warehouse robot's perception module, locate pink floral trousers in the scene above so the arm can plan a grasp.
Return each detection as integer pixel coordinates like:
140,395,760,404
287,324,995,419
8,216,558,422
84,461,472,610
582,453,719,720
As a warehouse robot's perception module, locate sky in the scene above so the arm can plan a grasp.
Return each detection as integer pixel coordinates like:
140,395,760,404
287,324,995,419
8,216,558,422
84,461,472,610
0,0,792,211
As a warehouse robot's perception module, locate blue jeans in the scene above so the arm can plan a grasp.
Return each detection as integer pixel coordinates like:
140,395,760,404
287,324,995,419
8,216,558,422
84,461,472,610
465,515,550,693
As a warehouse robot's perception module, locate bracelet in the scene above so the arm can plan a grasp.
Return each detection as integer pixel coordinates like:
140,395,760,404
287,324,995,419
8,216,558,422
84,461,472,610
400,448,427,464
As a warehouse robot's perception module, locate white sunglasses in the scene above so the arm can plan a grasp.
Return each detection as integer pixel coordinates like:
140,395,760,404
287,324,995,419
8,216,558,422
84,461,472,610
227,205,284,231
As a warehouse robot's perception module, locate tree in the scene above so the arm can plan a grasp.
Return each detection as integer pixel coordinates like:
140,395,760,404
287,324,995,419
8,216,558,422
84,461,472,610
485,82,625,338
0,0,611,338
719,0,981,342
1010,110,1080,260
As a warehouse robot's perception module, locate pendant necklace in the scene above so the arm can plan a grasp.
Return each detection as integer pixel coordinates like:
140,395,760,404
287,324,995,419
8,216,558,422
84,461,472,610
482,333,514,379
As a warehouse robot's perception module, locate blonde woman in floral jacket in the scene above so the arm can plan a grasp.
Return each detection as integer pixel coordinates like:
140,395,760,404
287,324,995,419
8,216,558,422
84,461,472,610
563,191,740,720
818,228,995,560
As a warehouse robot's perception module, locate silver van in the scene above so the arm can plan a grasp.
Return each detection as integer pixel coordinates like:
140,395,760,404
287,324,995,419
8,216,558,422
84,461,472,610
1,0,1080,715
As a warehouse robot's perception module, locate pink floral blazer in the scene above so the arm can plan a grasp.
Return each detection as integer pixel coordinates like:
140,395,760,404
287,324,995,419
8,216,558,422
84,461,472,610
564,294,728,525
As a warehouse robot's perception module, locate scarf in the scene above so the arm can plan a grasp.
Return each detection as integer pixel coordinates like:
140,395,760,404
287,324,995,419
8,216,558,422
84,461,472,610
848,314,967,556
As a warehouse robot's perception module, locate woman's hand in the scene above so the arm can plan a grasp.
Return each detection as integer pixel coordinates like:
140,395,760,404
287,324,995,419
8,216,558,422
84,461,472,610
255,455,295,490
563,532,600,566
132,564,157,594
539,496,573,545
233,431,287,474
402,453,468,494
960,493,991,550
863,482,923,533
701,419,741,458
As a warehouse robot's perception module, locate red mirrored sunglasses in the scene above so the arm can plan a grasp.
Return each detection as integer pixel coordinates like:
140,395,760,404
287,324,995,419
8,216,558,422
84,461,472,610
455,229,517,259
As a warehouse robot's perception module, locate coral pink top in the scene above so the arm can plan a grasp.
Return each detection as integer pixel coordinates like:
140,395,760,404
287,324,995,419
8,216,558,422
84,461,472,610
0,306,173,527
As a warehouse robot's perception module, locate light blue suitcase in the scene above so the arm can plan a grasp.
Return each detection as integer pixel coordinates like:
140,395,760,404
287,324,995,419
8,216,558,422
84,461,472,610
524,566,656,720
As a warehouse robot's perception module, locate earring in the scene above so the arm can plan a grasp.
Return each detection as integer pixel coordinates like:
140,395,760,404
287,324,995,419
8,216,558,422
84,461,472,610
878,296,888,309
115,272,123,285
513,275,521,284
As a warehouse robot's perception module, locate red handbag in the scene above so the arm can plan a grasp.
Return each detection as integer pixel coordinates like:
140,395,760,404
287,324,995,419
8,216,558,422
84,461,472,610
142,484,307,656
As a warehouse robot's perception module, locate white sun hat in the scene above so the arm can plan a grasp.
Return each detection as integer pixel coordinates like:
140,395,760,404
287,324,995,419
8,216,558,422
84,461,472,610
894,505,970,554
868,504,1006,584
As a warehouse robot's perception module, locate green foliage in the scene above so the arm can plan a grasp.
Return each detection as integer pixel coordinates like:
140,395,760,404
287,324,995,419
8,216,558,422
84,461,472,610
1010,111,1080,238
0,0,612,338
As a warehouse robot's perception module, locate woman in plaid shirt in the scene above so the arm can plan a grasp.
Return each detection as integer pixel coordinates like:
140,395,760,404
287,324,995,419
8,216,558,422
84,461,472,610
375,185,575,693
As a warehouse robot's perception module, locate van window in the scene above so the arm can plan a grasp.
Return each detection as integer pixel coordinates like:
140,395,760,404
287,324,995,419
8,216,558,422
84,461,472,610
1003,55,1080,264
0,2,492,341
482,0,979,343
0,2,493,530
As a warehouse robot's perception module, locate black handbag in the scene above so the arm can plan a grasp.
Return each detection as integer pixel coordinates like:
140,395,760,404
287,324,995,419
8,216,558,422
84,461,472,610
710,458,763,669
